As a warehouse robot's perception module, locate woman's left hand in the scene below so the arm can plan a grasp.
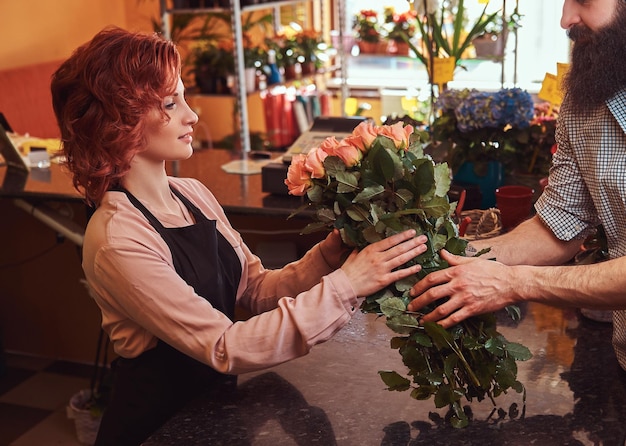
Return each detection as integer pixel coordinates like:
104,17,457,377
319,229,351,270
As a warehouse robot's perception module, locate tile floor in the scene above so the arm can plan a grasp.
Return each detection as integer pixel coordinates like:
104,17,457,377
0,352,93,445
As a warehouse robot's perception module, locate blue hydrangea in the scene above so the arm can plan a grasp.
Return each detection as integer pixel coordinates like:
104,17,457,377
435,88,534,132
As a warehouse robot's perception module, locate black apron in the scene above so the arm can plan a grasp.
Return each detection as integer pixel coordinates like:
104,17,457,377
95,186,242,446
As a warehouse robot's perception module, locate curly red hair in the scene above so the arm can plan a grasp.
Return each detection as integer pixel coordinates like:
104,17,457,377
51,26,181,206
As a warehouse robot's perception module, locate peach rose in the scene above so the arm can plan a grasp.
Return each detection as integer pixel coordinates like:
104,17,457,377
304,147,328,179
285,154,313,196
333,138,363,167
378,122,414,149
319,136,341,156
351,121,379,151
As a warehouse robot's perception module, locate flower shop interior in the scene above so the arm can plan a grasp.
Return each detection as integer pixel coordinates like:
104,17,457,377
1,1,623,445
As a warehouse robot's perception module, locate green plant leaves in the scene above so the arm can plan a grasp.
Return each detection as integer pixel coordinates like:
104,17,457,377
291,124,531,428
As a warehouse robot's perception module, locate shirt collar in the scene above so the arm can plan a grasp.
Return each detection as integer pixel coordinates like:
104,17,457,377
606,88,626,134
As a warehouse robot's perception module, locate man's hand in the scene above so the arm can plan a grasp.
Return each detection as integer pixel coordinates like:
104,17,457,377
407,249,519,328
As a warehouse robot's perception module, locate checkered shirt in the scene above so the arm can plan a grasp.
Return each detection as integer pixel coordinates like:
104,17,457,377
535,89,626,369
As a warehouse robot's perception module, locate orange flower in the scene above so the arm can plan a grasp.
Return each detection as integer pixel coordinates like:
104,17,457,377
333,138,363,167
351,121,379,150
284,154,313,196
377,122,414,149
304,147,328,179
319,135,341,155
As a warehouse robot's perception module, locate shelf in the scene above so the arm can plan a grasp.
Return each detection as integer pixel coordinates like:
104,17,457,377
166,0,314,14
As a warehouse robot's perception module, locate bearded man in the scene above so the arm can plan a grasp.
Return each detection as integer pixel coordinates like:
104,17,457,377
407,0,626,370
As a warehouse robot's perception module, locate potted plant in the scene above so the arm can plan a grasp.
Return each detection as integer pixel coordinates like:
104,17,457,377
191,40,235,94
293,29,326,74
472,6,523,59
67,319,112,446
353,9,383,54
429,87,535,208
404,0,500,86
383,7,418,56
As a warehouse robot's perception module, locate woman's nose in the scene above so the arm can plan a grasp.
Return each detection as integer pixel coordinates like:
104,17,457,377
186,105,199,126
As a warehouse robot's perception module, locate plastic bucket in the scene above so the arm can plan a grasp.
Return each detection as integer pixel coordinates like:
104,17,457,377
67,389,102,445
495,185,534,230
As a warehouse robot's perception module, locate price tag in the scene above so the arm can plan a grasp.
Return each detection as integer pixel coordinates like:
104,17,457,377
433,57,456,87
556,62,570,95
538,73,562,105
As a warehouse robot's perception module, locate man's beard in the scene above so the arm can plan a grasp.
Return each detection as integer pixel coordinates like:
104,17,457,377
563,5,626,112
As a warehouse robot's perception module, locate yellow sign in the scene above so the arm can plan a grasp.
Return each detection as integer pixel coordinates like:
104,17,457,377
432,57,456,88
556,62,570,95
538,73,562,105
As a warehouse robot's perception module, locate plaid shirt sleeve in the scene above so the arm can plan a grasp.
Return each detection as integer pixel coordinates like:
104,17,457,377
534,100,599,242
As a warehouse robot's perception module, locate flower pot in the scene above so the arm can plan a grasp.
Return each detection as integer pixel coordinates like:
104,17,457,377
387,40,410,57
357,41,379,55
495,185,534,230
67,389,102,445
453,161,505,209
473,33,505,58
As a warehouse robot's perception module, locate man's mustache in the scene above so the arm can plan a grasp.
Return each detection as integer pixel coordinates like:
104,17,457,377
567,24,593,42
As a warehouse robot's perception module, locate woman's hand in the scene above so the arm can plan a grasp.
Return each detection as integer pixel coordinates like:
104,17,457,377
341,230,428,297
407,250,519,328
318,229,352,270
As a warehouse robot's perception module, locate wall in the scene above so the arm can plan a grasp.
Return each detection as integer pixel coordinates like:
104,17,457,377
0,0,159,363
0,0,159,71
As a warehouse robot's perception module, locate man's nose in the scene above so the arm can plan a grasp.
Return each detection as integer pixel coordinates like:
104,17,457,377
560,0,582,30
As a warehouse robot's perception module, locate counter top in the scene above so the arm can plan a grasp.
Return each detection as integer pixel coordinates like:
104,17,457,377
143,304,626,445
0,149,305,216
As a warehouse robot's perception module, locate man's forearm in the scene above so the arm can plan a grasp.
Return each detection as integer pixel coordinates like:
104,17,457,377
466,215,582,266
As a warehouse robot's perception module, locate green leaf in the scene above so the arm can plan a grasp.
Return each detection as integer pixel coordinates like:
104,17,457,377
411,331,433,348
379,371,411,391
362,225,383,244
387,314,421,334
424,322,454,350
434,163,451,197
354,184,385,203
505,342,533,361
412,386,436,400
414,160,435,196
336,171,359,193
371,144,395,182
446,237,469,256
323,156,347,176
316,208,336,223
484,337,507,357
379,297,406,318
421,196,451,219
299,221,329,235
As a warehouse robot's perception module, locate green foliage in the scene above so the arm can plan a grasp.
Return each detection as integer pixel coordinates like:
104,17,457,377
290,124,531,428
405,0,500,82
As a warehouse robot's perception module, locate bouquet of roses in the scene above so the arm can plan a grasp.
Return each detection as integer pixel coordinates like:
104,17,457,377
285,121,531,428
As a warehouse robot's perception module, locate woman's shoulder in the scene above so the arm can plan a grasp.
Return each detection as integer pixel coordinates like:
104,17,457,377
86,191,163,248
168,177,223,211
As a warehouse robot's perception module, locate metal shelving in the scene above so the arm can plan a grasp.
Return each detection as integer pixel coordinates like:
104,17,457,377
160,0,331,155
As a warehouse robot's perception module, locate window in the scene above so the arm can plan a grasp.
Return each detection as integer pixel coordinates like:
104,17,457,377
341,0,570,93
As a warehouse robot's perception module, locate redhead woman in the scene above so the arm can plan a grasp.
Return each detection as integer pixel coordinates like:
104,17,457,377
51,27,427,445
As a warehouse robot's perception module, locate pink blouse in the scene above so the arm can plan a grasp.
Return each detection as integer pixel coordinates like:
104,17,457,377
82,177,359,375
